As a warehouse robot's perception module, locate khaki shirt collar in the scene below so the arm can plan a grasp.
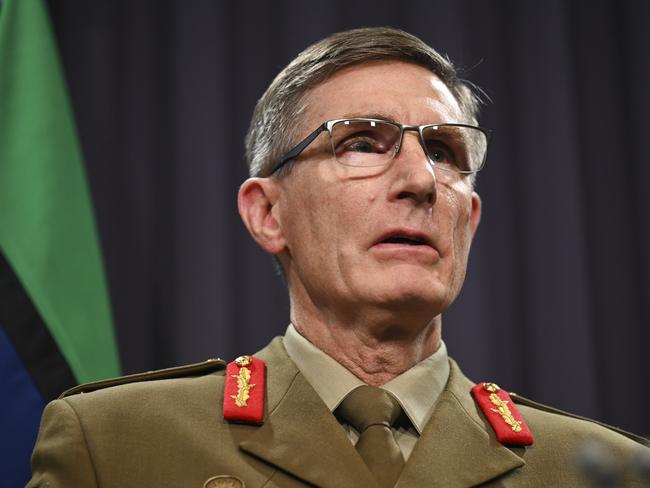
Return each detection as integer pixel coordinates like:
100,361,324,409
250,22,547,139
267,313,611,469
283,323,449,434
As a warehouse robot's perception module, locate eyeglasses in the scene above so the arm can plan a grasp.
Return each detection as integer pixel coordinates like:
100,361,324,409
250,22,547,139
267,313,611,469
268,118,491,176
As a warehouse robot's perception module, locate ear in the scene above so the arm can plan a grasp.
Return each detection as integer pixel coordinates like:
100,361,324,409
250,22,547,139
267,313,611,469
238,178,286,255
469,191,482,236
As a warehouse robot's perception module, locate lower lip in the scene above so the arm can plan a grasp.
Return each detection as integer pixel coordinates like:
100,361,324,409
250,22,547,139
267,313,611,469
371,243,440,261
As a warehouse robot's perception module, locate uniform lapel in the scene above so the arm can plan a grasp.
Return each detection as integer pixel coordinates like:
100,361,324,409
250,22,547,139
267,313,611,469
238,338,377,488
396,360,525,487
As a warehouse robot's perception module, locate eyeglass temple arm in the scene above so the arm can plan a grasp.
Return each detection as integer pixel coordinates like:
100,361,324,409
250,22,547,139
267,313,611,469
269,123,328,175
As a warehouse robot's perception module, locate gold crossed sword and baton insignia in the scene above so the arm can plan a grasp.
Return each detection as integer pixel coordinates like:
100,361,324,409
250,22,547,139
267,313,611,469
483,383,523,432
231,355,255,407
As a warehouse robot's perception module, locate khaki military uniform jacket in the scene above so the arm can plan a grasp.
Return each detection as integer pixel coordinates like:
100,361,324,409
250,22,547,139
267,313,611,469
28,337,647,487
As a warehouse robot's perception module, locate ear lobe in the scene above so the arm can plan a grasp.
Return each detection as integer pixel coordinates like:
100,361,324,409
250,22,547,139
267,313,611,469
470,191,482,235
238,178,286,254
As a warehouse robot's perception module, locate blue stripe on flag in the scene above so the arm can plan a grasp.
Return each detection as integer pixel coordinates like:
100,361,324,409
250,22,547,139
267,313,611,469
0,324,46,487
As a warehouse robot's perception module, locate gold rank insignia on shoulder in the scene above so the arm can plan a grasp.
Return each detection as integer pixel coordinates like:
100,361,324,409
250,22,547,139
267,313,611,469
231,356,254,407
471,382,534,446
484,383,522,432
223,355,265,424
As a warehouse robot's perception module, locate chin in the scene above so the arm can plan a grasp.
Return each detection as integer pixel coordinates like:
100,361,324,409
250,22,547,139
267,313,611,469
365,279,449,317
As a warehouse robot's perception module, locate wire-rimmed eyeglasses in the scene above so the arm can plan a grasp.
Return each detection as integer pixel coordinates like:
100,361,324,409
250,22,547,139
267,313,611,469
268,118,491,176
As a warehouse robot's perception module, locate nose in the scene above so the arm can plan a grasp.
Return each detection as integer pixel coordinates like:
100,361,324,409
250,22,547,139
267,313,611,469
389,131,437,205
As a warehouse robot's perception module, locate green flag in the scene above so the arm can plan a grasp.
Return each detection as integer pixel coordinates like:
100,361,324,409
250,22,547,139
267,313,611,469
0,0,120,383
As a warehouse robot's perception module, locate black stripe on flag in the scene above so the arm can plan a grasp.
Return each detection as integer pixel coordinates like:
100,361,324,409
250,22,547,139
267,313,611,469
0,250,77,401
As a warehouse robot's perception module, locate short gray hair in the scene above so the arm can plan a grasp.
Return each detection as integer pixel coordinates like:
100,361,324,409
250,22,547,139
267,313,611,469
245,27,484,178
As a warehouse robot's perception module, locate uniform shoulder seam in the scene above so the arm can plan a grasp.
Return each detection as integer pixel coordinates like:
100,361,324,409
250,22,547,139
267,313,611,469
60,358,226,398
510,392,648,446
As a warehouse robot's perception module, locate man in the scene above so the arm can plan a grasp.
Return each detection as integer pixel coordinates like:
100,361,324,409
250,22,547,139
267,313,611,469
29,27,647,488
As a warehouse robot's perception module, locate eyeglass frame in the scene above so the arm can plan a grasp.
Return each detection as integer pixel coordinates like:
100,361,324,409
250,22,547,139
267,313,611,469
267,118,492,176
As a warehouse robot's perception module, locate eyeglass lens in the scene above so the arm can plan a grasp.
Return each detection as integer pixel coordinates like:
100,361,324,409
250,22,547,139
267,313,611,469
330,120,487,173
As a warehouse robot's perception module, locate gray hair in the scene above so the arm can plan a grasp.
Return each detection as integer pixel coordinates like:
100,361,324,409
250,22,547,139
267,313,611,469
245,26,484,178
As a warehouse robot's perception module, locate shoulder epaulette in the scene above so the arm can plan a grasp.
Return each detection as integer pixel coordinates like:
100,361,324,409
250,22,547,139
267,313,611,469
223,355,266,424
60,358,226,398
509,392,649,446
472,382,534,446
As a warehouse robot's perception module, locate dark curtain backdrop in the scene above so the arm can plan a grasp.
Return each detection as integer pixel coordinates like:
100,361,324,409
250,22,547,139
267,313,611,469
46,0,649,435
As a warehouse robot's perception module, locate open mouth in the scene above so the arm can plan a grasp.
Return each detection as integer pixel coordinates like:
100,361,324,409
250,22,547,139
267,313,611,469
381,234,428,246
376,230,433,248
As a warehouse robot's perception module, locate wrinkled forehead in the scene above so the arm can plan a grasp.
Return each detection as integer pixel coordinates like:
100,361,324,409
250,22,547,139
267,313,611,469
299,60,466,134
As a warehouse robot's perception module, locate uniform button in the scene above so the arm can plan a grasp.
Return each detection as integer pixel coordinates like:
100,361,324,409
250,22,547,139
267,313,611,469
203,475,245,488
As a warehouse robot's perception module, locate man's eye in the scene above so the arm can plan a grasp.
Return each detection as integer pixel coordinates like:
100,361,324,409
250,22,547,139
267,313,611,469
429,146,452,163
425,141,458,166
340,137,388,154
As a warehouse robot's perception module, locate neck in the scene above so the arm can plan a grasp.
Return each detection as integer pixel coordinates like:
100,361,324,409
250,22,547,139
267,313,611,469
291,306,442,386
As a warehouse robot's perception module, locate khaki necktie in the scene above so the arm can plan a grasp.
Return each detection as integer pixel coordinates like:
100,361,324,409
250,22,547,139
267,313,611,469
336,386,405,488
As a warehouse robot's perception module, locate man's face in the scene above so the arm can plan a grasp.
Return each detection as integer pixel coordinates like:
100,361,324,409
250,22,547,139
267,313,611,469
274,60,481,322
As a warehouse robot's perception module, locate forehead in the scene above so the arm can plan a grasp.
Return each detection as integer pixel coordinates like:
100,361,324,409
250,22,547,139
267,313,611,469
302,60,464,131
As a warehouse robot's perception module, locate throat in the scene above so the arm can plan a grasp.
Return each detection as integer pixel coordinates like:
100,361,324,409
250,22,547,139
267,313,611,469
292,317,441,386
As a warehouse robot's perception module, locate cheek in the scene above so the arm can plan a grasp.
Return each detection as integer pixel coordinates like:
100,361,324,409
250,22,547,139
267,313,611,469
438,185,474,257
451,198,475,258
280,184,322,255
322,174,379,239
438,189,475,303
283,180,366,262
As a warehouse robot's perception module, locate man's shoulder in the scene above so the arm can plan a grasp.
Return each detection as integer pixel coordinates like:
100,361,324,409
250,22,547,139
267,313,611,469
447,359,647,454
30,353,285,487
510,392,647,447
448,363,648,484
58,358,227,408
54,336,290,413
504,393,649,485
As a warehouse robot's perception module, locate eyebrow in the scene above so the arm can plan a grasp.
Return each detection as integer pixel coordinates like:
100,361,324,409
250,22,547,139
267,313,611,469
338,112,457,127
340,112,400,124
